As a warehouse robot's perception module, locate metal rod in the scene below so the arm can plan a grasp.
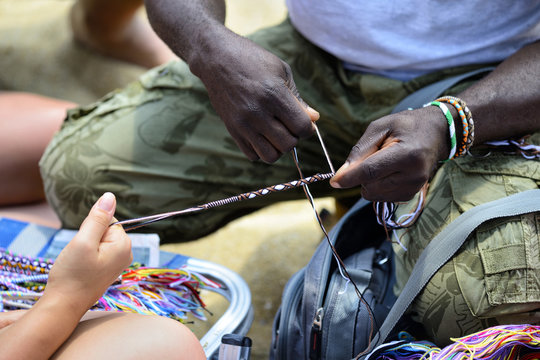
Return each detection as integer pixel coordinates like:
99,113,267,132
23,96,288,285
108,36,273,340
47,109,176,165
112,172,335,231
313,123,336,174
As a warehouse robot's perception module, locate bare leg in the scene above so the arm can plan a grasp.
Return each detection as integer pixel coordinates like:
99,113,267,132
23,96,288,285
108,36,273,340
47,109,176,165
52,312,206,360
70,0,177,68
0,92,74,206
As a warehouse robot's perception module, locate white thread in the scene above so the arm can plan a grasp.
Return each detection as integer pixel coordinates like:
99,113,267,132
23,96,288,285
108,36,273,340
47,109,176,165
314,123,336,174
292,148,351,293
392,230,408,252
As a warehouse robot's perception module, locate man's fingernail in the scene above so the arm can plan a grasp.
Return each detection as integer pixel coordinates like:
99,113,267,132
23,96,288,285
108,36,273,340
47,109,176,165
330,162,349,188
307,106,320,119
97,192,115,213
330,179,342,188
336,161,349,174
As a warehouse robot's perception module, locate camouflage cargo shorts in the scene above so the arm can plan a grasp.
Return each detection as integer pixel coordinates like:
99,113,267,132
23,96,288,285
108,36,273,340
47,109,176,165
39,19,540,342
393,136,540,345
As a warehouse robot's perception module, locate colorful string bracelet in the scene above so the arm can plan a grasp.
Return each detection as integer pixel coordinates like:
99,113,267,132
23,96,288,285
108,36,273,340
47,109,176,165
436,96,468,157
370,324,540,360
0,249,53,275
0,248,218,323
437,96,475,154
424,101,457,161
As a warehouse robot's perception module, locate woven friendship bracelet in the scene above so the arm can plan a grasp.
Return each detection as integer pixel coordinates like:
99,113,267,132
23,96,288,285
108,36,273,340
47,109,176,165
424,101,457,161
437,96,475,154
0,250,53,275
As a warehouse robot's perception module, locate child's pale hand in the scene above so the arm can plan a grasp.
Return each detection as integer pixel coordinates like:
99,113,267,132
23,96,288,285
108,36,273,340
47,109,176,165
43,192,132,313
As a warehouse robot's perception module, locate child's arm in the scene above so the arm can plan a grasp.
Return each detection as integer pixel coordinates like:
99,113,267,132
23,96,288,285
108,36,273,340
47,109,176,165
0,310,25,330
0,193,132,360
0,296,86,359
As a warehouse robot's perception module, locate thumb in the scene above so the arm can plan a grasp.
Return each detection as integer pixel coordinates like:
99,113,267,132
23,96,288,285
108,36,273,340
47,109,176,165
76,192,117,245
330,128,391,188
304,104,320,122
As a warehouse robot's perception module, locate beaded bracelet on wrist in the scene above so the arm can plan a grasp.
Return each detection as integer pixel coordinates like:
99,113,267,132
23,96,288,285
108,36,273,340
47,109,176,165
437,96,475,154
424,101,457,161
436,96,468,157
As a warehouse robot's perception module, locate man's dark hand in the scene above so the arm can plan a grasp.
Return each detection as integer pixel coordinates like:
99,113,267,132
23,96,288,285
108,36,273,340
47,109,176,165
192,33,319,163
330,106,450,202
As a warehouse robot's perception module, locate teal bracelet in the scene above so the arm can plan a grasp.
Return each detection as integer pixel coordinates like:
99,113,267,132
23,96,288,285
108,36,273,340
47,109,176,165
424,101,457,161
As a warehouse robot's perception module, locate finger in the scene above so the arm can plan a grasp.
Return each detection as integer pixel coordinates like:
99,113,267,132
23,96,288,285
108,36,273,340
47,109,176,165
330,125,392,188
100,215,133,266
331,142,405,189
361,175,426,202
76,192,116,246
250,134,281,163
236,138,260,161
272,86,316,138
354,142,412,184
228,128,260,161
265,128,298,154
361,185,419,203
289,89,320,122
0,310,26,329
349,123,394,164
281,66,320,122
101,217,125,243
256,115,299,154
304,104,320,123
101,225,133,268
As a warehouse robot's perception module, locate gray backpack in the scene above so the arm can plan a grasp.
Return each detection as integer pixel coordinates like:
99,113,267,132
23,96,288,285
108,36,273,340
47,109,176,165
269,199,398,360
270,190,540,360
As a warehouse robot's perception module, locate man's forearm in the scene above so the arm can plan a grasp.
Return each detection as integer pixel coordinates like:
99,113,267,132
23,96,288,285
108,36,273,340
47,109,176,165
459,41,540,145
144,0,226,68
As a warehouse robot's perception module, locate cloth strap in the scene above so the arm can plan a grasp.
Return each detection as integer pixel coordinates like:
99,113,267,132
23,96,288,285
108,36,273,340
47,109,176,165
391,67,495,114
363,189,540,358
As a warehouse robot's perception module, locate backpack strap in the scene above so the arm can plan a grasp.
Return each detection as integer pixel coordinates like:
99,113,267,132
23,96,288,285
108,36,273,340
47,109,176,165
365,189,540,357
391,67,495,114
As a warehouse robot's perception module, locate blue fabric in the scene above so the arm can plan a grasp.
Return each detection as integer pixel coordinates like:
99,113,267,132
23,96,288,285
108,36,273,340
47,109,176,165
0,218,27,249
0,217,59,257
0,216,183,266
161,252,190,268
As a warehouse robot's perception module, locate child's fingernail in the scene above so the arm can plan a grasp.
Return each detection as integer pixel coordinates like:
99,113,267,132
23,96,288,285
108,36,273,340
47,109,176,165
97,192,115,213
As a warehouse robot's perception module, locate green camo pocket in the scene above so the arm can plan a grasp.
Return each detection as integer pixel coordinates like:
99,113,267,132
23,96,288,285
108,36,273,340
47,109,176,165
451,153,540,318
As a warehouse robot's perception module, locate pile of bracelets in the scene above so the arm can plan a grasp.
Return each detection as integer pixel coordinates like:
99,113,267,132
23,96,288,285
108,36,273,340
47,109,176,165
425,95,475,161
0,249,54,275
0,248,219,322
372,325,540,360
436,95,475,157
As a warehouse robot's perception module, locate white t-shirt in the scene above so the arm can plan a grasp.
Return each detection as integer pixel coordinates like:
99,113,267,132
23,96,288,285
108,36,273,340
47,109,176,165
287,0,540,80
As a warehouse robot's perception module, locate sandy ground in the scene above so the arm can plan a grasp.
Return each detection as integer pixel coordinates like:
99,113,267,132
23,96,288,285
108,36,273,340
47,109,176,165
0,1,339,358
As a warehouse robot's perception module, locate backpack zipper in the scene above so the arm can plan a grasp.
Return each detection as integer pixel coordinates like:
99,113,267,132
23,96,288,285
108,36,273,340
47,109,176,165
309,307,324,360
